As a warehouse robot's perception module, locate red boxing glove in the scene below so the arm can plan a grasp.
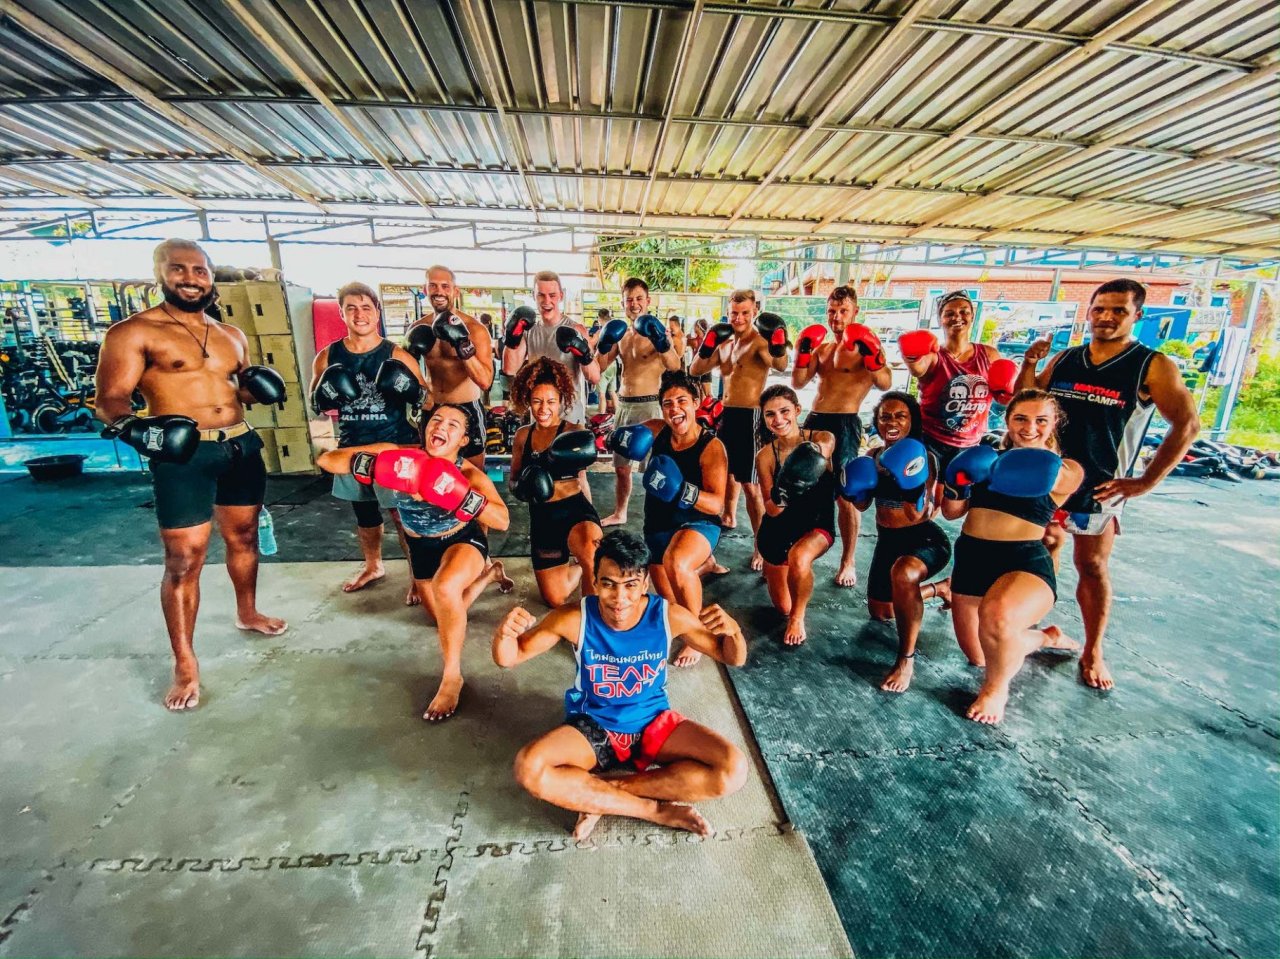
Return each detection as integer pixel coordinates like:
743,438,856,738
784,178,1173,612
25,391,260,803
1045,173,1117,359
795,324,827,369
987,358,1018,405
842,323,886,372
898,329,939,362
695,395,724,431
355,449,487,521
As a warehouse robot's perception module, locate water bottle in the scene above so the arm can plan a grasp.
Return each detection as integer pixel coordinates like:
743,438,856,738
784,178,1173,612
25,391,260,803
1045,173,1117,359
258,507,278,556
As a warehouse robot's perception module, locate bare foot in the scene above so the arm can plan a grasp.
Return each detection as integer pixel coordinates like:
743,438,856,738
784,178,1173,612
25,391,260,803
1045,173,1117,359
927,578,952,609
700,560,730,578
342,563,385,593
1078,647,1115,690
1039,624,1080,652
783,615,806,646
405,585,421,606
424,675,464,721
672,644,703,668
164,661,200,711
654,801,713,836
834,562,857,588
600,511,628,528
573,812,603,841
880,655,915,693
489,560,515,594
750,550,764,573
966,686,1009,725
719,513,737,530
236,613,288,636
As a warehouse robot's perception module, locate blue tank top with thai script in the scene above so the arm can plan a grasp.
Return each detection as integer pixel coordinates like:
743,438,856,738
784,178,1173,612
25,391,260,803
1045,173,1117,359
566,595,672,733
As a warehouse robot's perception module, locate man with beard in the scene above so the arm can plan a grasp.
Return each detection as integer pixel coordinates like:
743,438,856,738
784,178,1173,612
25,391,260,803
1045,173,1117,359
405,265,495,470
95,239,288,711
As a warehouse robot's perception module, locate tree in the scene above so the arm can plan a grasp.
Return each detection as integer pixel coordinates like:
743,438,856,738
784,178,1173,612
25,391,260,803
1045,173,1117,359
596,236,729,293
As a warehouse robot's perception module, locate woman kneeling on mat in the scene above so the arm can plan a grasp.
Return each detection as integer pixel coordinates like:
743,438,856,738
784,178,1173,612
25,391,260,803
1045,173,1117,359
841,391,952,693
941,389,1083,725
318,403,511,721
606,369,727,669
754,385,836,647
509,357,603,606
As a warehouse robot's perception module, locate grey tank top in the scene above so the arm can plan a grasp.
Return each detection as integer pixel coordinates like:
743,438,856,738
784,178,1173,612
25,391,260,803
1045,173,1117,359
524,318,587,424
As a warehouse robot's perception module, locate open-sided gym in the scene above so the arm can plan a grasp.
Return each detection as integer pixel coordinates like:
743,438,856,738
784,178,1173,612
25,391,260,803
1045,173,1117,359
1,2,1277,957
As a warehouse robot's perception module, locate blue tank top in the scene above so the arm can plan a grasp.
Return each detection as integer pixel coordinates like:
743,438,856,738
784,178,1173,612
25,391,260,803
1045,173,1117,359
326,338,418,446
565,595,672,733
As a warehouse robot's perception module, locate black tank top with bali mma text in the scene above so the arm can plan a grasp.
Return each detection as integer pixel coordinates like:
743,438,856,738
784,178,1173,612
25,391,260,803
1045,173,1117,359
326,338,419,447
1048,341,1156,515
644,426,716,535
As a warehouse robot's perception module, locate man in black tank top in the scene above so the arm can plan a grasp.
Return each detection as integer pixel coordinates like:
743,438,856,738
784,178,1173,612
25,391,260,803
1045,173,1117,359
309,282,427,602
1018,279,1199,691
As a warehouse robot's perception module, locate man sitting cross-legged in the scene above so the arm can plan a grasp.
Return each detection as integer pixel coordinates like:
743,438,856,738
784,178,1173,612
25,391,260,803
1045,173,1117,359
493,530,749,840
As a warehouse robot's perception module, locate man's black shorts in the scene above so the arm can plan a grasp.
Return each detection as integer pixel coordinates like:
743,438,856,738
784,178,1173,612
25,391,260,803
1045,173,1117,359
718,405,760,484
804,411,864,470
150,427,266,529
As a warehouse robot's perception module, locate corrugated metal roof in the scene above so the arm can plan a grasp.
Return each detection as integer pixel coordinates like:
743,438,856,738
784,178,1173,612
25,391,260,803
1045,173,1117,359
0,0,1275,260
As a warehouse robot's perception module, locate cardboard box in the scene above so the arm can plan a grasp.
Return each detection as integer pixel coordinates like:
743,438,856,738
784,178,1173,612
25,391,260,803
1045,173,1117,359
272,426,314,473
255,428,281,474
257,334,301,382
245,282,291,334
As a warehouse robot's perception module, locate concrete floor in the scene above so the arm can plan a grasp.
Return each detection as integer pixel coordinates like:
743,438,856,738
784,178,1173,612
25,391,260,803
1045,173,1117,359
1,468,1277,957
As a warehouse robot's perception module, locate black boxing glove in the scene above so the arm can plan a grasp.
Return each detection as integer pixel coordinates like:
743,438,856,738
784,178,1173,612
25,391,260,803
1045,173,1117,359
405,323,437,359
433,314,476,360
375,358,423,406
312,364,360,414
240,365,287,407
555,325,593,364
504,306,536,349
103,414,200,464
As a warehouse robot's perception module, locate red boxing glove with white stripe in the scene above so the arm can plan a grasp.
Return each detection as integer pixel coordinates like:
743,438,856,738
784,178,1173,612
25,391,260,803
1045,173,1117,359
353,449,487,521
898,329,939,362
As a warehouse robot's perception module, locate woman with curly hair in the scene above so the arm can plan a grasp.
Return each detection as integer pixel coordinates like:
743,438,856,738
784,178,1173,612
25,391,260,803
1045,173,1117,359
509,357,603,606
842,391,952,693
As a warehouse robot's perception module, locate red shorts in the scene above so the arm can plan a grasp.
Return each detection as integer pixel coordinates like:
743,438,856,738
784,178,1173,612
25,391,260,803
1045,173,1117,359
568,709,687,772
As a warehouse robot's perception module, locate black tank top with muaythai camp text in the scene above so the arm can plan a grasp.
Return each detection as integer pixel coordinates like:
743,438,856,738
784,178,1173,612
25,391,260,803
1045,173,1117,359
326,338,418,447
1048,341,1156,514
644,426,717,535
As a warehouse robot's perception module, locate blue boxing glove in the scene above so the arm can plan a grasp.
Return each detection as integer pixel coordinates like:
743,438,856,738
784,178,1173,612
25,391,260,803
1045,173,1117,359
839,455,878,503
989,448,1062,498
605,424,654,461
944,444,998,500
879,437,929,510
597,318,629,354
644,454,700,508
635,313,671,354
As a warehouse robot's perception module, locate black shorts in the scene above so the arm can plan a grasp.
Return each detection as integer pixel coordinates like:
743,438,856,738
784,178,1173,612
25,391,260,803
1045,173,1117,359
530,493,601,570
150,428,267,529
804,411,864,469
757,508,835,567
460,398,487,459
719,405,760,483
867,521,953,604
923,435,969,474
405,520,489,581
951,532,1056,600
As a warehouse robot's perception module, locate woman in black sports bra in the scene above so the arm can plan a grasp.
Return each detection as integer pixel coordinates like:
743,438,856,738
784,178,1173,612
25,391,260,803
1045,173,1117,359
941,389,1084,726
847,391,952,694
510,358,603,606
755,386,836,647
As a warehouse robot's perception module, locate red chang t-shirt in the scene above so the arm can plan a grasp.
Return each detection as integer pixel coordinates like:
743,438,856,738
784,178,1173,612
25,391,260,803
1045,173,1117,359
918,346,994,448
